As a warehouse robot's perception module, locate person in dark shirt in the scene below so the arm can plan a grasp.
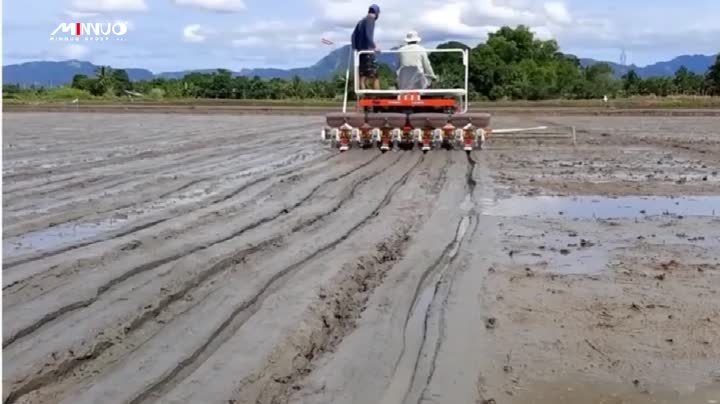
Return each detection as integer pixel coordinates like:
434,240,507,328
351,4,380,90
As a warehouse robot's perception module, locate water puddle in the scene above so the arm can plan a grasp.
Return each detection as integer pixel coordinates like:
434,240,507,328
509,243,613,275
482,195,720,219
508,380,720,404
3,216,130,259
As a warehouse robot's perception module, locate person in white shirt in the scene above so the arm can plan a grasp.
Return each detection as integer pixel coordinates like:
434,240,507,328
397,30,436,88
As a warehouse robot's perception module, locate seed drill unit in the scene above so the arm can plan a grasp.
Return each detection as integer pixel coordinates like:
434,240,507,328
321,48,491,154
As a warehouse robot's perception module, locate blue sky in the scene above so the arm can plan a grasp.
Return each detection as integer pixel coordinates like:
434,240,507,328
3,0,719,72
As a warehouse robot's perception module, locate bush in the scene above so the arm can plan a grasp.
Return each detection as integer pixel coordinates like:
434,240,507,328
42,87,92,100
148,88,165,100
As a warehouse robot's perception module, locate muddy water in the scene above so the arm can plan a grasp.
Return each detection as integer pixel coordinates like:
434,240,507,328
481,195,720,219
510,380,720,404
2,191,214,259
2,217,130,258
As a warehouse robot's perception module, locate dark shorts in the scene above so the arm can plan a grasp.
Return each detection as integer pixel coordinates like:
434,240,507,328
359,53,378,78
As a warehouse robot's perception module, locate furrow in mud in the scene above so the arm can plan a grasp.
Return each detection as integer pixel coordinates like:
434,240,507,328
3,147,226,207
1,151,343,272
390,217,470,404
403,155,479,404
280,152,475,404
6,113,720,404
409,157,482,403
1,150,348,297
2,120,320,182
406,216,473,404
248,154,453,404
2,153,402,404
2,134,319,227
2,218,167,275
2,152,386,349
125,155,423,404
1,175,81,199
3,176,216,238
2,134,326,237
0,243,268,404
465,152,478,192
9,153,421,404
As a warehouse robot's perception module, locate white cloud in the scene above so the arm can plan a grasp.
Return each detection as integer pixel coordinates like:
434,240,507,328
60,44,91,59
213,0,718,69
308,0,570,49
71,0,147,12
183,24,206,42
173,0,246,12
232,36,264,47
543,2,572,25
64,10,100,19
531,25,554,40
463,0,537,24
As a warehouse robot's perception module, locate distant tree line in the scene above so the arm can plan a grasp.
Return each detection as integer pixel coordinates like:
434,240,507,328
4,26,720,101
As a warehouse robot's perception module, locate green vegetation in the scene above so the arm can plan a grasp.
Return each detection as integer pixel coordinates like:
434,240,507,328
4,26,720,104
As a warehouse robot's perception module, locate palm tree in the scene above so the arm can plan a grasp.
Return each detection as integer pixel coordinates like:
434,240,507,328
93,66,114,96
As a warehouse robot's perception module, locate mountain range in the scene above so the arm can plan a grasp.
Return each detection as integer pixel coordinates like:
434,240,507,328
2,46,716,86
578,54,715,78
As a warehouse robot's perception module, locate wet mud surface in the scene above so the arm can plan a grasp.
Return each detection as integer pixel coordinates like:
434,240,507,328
3,112,719,403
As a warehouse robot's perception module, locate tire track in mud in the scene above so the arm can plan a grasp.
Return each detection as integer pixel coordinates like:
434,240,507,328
3,152,401,404
411,153,482,404
0,116,286,184
3,175,104,207
253,154,453,404
1,150,342,273
6,154,422,403
2,152,386,349
3,118,186,161
3,144,321,237
412,219,473,404
2,152,342,297
379,218,467,404
126,155,425,404
4,175,217,237
3,148,234,211
1,175,81,198
3,136,241,199
3,148,220,204
2,128,323,235
380,153,479,404
465,152,478,193
2,120,320,182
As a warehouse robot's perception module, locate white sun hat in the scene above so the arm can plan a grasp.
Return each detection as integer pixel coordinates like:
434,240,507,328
404,30,422,43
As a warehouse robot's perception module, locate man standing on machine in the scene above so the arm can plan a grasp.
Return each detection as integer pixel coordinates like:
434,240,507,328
351,4,380,90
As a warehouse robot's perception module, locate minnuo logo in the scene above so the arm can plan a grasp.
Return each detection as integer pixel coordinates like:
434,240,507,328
50,22,128,41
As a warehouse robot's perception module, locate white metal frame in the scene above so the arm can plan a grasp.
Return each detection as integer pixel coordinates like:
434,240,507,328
352,48,469,113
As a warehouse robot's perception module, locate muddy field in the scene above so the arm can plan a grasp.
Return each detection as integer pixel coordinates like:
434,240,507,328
2,112,720,404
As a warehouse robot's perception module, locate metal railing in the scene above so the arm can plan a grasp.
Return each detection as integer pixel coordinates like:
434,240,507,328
353,48,469,111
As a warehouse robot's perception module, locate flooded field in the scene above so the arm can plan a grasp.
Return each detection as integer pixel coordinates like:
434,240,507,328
482,195,720,219
2,112,719,403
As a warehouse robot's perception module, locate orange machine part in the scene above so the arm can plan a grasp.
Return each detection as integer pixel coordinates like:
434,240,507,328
358,97,456,107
